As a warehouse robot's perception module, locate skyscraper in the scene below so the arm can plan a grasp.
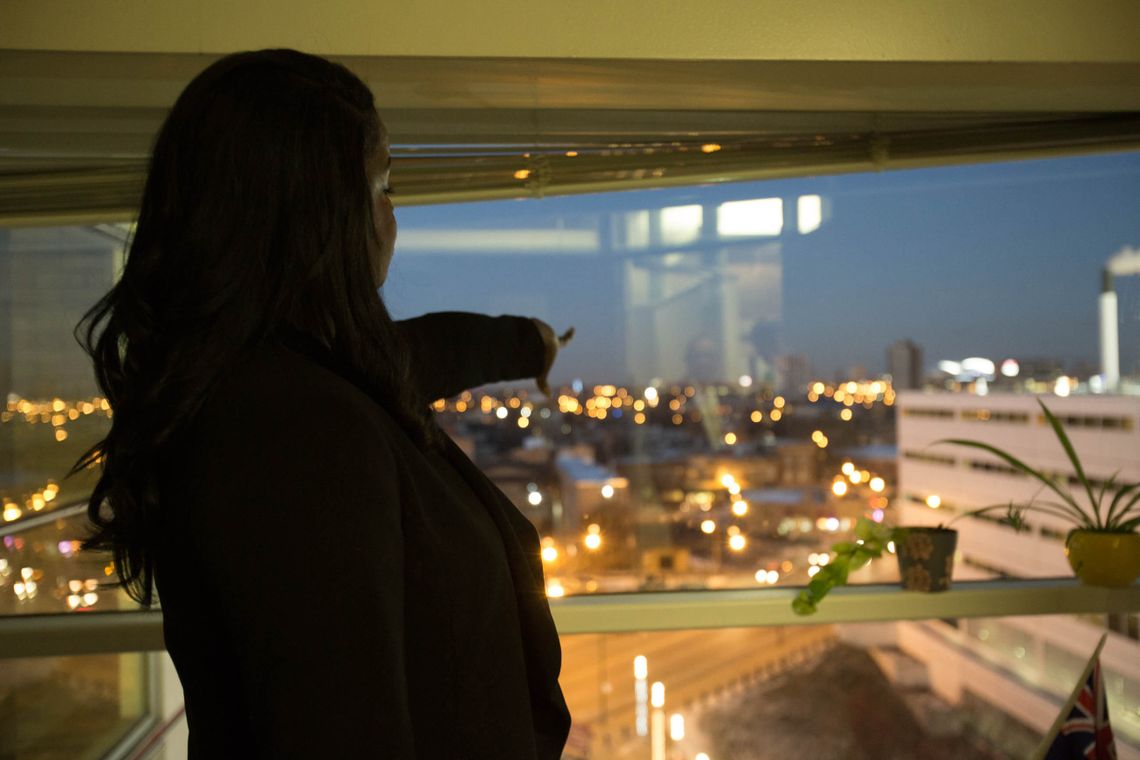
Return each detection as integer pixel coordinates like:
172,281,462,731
887,339,924,390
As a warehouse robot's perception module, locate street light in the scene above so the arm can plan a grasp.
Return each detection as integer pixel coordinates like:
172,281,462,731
650,682,666,760
669,713,685,741
634,657,648,737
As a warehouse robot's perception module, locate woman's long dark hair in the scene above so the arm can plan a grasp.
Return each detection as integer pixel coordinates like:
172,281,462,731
75,49,436,605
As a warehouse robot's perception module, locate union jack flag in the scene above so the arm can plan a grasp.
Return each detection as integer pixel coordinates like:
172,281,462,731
1043,658,1117,760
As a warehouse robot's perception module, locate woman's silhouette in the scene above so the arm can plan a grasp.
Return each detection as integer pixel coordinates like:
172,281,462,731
75,49,572,758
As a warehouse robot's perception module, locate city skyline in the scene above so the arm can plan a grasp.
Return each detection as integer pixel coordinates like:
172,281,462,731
388,150,1140,383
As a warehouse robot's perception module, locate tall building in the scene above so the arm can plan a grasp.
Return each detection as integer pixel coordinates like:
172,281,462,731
885,391,1140,755
887,339,924,390
775,353,811,396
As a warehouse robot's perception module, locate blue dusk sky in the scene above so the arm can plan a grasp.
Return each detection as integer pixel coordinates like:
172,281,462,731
385,150,1140,384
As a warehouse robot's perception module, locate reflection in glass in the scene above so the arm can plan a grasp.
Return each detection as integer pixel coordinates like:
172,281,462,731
0,653,150,760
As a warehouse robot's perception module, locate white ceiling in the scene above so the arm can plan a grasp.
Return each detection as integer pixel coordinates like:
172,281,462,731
2,1,1139,222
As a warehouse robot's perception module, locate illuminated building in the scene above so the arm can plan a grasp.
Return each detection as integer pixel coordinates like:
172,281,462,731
887,391,1140,750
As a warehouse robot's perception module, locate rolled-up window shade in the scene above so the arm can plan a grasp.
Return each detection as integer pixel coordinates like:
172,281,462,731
2,112,1139,226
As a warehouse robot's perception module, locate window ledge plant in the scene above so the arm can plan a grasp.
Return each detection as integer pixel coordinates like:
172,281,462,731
936,398,1139,587
793,399,1140,616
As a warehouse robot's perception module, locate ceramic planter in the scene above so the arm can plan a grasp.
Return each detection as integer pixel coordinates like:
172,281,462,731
1066,530,1140,587
895,527,958,592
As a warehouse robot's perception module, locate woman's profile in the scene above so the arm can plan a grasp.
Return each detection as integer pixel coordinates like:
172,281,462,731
75,48,572,758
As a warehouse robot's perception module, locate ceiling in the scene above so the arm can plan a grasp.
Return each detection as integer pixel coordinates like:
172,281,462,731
2,1,1139,223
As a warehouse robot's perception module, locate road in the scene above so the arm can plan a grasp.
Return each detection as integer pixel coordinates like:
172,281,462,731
558,623,836,759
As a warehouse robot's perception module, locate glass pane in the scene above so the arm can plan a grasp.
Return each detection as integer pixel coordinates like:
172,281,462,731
3,154,1140,619
1,227,121,519
1,510,132,616
0,226,138,617
386,151,1140,594
0,652,150,759
558,617,1140,759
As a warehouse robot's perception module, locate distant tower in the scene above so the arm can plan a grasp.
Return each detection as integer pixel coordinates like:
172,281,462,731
775,354,811,396
887,339,924,390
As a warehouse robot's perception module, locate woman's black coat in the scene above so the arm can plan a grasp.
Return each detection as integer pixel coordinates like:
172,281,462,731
154,312,572,758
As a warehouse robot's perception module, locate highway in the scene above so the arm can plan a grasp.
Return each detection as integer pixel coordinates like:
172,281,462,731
558,623,836,759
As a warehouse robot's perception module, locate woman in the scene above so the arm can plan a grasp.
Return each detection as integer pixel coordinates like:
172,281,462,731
76,49,572,758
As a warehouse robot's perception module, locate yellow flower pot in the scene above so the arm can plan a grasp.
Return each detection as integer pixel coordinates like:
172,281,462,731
1065,531,1140,587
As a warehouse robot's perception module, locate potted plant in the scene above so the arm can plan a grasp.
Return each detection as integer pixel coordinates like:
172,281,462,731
792,399,1139,615
935,398,1140,588
791,515,963,615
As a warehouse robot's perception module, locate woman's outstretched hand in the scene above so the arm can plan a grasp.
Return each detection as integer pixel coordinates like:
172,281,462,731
532,319,574,397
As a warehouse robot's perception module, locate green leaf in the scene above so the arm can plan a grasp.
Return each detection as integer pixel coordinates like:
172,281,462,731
1116,515,1140,532
854,518,879,541
792,593,817,616
1112,490,1140,524
849,548,873,570
1037,399,1101,527
791,531,880,616
1097,471,1120,521
1106,480,1140,528
999,505,1029,532
936,437,1088,524
853,517,891,549
829,557,850,585
808,574,834,598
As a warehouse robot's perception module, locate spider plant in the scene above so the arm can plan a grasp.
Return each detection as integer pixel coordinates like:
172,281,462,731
791,398,1140,615
937,399,1140,534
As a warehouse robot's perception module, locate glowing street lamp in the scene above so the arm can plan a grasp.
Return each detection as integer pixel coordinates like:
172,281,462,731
634,656,649,737
669,713,685,741
650,682,666,760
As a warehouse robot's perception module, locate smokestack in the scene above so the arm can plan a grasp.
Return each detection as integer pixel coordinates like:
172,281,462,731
1099,246,1140,393
1100,267,1119,392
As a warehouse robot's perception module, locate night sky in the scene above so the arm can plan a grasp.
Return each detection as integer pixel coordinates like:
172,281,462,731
386,151,1140,384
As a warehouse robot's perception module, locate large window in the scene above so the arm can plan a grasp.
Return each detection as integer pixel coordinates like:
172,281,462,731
3,151,1140,759
386,150,1140,594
